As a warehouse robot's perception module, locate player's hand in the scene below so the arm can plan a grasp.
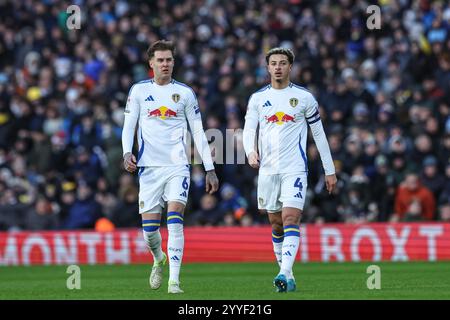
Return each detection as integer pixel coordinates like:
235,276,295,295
325,174,337,194
123,152,137,173
248,151,260,169
205,170,219,194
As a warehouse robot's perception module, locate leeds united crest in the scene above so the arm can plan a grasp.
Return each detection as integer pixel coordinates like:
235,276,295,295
172,93,180,103
289,98,298,107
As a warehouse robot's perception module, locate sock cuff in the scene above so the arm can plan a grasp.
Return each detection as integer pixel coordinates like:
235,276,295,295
272,229,284,237
167,211,184,225
142,219,160,232
272,230,284,243
283,225,300,237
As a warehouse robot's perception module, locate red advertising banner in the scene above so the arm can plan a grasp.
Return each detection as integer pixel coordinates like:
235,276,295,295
1,223,450,266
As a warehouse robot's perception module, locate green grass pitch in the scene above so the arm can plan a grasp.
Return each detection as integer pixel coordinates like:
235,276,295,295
1,261,450,300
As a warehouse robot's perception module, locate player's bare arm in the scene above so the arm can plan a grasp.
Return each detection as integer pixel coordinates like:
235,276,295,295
325,174,337,194
123,152,137,173
248,151,260,169
205,170,219,194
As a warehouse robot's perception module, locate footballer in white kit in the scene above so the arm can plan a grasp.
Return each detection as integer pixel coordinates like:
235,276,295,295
123,77,214,214
243,47,336,293
122,40,218,294
244,82,335,211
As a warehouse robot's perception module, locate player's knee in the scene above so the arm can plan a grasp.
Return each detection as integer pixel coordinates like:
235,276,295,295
282,214,300,226
282,207,302,225
167,201,185,214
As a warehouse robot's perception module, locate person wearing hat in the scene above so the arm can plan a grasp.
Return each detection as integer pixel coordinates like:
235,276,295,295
58,180,77,222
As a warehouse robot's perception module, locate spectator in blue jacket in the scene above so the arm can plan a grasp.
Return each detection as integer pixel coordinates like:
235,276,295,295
63,181,101,229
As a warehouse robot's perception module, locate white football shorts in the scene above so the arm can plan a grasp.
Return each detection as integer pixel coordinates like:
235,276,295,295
138,165,190,214
257,172,307,212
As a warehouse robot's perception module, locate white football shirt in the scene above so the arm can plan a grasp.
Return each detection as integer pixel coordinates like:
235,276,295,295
121,78,214,171
243,82,335,176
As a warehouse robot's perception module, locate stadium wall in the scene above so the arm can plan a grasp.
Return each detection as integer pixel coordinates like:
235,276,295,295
1,223,450,266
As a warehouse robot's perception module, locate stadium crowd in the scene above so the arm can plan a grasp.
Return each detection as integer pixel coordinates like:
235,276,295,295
0,0,449,231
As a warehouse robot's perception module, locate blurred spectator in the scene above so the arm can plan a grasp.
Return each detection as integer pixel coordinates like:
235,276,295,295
27,130,52,174
110,185,140,228
63,181,102,229
438,203,450,222
188,165,206,209
239,214,254,227
217,183,248,225
371,155,395,222
95,177,118,220
59,180,76,222
438,161,450,206
341,183,368,223
24,196,59,230
70,111,103,150
420,156,446,199
438,133,450,169
0,188,28,231
67,146,103,187
189,194,220,226
343,134,363,173
50,130,70,173
393,173,436,222
341,166,371,223
311,160,348,223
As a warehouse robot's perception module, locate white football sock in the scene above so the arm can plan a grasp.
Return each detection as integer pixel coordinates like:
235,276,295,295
280,225,300,278
167,212,184,283
142,219,164,263
273,230,295,279
272,230,283,267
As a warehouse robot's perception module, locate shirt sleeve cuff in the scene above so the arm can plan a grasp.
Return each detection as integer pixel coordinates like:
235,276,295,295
203,163,215,172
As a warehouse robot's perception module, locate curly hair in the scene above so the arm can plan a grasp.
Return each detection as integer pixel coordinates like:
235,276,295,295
265,47,295,65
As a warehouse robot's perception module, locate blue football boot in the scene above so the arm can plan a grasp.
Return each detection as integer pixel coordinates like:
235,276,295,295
287,278,297,292
273,274,288,293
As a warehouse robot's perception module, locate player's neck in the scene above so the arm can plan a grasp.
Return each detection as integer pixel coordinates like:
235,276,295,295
154,76,172,86
271,78,290,90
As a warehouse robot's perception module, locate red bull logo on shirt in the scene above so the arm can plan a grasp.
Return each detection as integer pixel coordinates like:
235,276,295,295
265,112,296,125
148,106,177,120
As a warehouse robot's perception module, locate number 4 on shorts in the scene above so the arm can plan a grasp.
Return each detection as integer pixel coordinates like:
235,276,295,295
294,178,303,191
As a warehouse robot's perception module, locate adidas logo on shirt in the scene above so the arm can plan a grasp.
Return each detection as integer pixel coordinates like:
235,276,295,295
171,255,180,261
179,191,187,197
145,95,155,101
262,100,272,107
